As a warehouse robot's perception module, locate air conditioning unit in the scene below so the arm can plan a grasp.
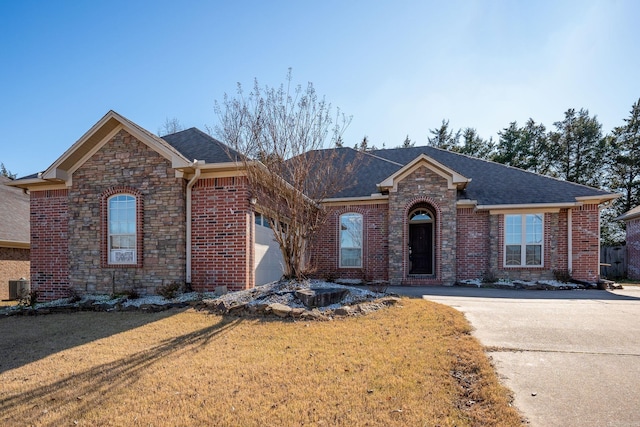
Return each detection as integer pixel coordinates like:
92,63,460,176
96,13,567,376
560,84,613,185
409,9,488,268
8,278,30,300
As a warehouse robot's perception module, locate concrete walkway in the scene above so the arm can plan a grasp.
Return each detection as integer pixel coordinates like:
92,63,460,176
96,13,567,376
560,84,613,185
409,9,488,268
392,285,640,427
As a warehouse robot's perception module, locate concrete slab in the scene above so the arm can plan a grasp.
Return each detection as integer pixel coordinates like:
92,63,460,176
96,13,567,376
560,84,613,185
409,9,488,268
392,285,640,427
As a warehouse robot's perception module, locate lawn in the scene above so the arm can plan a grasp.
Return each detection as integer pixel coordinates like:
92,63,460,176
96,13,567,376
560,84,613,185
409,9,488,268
0,298,523,426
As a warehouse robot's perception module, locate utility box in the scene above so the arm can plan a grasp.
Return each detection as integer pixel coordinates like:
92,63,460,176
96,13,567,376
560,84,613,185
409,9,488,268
8,278,30,300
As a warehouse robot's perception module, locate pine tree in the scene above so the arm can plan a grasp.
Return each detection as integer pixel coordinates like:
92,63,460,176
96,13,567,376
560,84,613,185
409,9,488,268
0,162,15,179
548,108,609,188
608,98,640,215
427,119,459,150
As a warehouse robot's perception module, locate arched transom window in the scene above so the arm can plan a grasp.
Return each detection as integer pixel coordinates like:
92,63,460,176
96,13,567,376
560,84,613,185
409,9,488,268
409,208,434,223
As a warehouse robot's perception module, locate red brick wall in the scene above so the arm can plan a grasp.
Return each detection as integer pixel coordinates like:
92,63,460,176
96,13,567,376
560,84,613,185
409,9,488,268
0,247,30,300
571,204,600,282
625,217,640,280
456,208,490,280
30,189,70,300
191,176,252,292
308,203,388,282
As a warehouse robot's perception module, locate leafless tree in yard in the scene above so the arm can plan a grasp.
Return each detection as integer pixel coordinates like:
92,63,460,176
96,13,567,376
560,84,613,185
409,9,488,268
158,117,184,136
215,70,362,280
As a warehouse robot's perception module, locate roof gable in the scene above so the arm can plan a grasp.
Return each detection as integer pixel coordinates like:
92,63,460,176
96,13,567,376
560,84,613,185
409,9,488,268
378,153,470,192
336,145,618,206
42,110,191,184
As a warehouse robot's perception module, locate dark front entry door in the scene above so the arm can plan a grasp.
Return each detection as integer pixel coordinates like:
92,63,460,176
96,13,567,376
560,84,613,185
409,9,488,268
409,223,433,274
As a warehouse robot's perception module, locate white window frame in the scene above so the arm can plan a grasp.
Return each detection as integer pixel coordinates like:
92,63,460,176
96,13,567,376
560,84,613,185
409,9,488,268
339,213,363,268
108,194,137,265
504,213,544,267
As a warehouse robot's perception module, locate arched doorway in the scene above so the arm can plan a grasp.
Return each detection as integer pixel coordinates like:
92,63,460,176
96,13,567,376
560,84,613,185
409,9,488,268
408,207,435,275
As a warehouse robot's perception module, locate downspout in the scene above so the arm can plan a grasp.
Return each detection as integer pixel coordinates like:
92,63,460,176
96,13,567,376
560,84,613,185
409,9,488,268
186,160,202,285
567,209,573,273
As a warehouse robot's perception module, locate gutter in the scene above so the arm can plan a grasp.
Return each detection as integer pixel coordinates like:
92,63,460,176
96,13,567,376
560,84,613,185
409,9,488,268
186,160,202,285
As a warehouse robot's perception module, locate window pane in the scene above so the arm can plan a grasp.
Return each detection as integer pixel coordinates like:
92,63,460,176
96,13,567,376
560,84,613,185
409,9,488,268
108,194,136,264
505,245,521,265
526,214,543,244
341,248,361,267
526,245,542,265
340,213,362,267
505,215,522,245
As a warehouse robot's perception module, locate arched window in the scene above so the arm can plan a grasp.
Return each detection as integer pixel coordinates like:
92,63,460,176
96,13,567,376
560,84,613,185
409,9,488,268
339,213,363,268
108,194,137,264
409,208,434,223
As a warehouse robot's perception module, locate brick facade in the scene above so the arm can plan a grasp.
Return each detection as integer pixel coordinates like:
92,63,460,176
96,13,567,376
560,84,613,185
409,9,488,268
30,189,70,300
0,247,30,300
456,208,490,280
571,204,600,282
627,217,640,280
309,203,388,281
190,176,253,292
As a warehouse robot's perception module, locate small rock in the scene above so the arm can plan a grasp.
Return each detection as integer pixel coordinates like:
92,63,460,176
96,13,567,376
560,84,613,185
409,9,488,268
269,303,292,318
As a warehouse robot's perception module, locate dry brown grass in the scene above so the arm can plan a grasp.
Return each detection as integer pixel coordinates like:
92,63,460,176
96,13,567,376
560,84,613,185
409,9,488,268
0,298,523,426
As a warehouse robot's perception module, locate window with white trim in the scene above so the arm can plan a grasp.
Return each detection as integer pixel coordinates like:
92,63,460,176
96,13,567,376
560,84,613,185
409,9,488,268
108,194,137,264
339,213,363,268
505,214,543,266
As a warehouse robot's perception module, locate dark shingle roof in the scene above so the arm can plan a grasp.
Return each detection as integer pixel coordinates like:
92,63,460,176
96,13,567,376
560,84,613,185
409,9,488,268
329,146,613,205
0,176,30,244
161,128,243,163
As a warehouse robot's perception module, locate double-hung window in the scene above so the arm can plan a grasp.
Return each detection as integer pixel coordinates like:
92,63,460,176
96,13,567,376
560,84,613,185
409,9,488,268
108,194,137,264
505,214,543,266
339,213,363,268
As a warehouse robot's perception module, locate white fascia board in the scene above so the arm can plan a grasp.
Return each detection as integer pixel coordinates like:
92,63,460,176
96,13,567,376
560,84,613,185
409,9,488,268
575,194,621,204
378,154,470,191
0,240,29,249
321,194,389,206
478,202,581,214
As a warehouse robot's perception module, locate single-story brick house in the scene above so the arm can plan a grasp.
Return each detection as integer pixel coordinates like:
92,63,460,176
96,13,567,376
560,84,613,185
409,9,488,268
7,111,618,300
0,176,30,300
617,206,640,280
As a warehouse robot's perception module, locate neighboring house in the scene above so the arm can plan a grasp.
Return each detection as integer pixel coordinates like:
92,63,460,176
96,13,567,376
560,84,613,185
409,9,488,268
0,176,30,300
7,111,618,300
617,206,640,280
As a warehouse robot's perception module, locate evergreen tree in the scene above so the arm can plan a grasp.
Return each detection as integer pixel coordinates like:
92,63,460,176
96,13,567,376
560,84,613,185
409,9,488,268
454,128,494,159
400,134,415,148
0,162,15,179
548,108,609,188
493,119,551,174
608,98,640,214
427,119,460,150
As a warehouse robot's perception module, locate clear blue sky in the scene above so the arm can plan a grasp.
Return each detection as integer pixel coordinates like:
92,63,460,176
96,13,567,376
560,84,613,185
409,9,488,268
1,0,639,178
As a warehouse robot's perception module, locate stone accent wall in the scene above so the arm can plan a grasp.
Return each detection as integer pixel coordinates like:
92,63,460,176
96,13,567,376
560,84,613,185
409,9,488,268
0,247,30,300
190,176,252,292
30,189,70,300
308,203,388,282
388,166,457,286
456,208,490,280
68,130,186,296
571,204,601,282
627,217,640,280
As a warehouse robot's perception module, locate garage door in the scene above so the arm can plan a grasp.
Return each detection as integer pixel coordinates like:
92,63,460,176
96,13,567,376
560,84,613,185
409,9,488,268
254,214,285,285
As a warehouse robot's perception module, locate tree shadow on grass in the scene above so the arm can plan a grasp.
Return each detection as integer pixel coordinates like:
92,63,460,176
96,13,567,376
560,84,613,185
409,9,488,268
0,315,243,426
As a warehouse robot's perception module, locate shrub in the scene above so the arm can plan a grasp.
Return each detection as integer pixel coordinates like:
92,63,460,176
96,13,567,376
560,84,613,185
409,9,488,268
552,269,572,283
157,282,181,300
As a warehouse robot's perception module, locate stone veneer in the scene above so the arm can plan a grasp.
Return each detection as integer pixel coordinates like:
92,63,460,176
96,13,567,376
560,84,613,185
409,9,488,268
68,130,186,296
388,166,457,285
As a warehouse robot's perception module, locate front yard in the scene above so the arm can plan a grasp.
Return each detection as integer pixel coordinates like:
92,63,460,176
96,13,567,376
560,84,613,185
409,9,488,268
0,298,522,426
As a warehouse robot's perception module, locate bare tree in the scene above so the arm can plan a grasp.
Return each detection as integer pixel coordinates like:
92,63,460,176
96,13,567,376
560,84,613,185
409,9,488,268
158,117,184,136
215,70,359,280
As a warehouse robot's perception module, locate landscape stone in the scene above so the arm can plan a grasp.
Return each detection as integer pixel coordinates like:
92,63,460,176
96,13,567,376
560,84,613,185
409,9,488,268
295,287,349,308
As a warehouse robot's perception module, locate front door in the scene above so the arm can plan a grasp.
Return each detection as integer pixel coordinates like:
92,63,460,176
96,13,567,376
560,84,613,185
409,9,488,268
409,222,433,274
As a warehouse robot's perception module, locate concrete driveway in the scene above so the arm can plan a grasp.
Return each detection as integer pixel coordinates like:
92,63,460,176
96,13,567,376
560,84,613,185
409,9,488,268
393,285,640,427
